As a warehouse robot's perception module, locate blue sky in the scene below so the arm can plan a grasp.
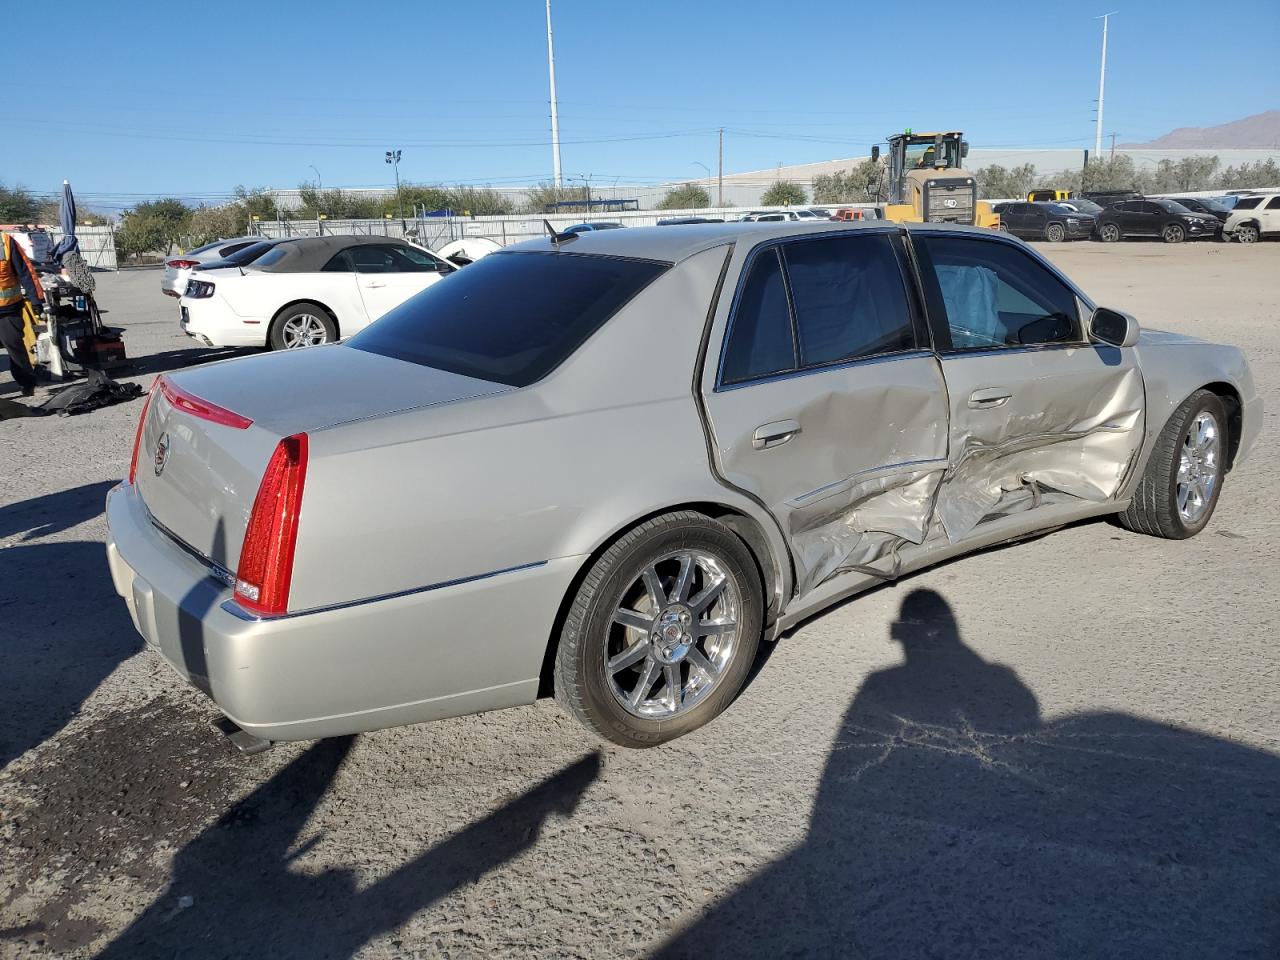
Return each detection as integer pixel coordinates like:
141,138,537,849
9,0,1277,209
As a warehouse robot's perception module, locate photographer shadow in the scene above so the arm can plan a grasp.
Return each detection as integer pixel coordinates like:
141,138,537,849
657,588,1280,959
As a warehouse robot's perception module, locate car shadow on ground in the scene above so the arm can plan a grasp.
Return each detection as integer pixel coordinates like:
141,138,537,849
0,537,141,770
93,743,602,959
657,588,1280,960
122,346,255,379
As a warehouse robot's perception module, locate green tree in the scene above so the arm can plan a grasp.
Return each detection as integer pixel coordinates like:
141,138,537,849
658,183,712,210
521,181,589,214
811,160,884,203
186,204,242,246
1076,155,1143,193
0,183,43,222
443,186,513,216
114,213,170,262
1215,159,1280,190
974,164,1038,199
761,180,807,206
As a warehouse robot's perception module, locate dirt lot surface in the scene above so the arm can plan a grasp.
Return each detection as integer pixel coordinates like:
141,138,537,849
2,241,1278,959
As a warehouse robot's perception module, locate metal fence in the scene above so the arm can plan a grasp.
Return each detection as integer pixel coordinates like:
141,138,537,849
45,225,118,271
248,205,879,251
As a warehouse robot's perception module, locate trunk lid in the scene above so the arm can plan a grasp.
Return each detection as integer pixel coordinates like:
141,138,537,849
134,344,510,572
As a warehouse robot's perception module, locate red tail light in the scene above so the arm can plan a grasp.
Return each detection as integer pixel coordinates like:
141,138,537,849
158,376,252,429
127,381,158,483
234,434,309,616
167,259,200,269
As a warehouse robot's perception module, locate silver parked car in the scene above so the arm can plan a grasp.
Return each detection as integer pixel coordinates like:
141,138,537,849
161,236,266,298
106,222,1262,749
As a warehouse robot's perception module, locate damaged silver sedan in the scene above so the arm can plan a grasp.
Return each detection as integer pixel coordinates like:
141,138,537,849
105,221,1262,749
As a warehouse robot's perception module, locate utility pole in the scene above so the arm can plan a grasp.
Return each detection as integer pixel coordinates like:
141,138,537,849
1110,131,1117,160
545,0,563,188
1095,12,1115,158
718,128,724,207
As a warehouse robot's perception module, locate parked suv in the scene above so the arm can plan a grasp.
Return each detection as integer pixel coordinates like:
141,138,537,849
1165,196,1234,223
1095,199,1220,243
1222,194,1280,243
993,201,1095,242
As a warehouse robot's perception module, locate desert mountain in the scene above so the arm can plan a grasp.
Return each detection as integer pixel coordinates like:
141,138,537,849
1121,110,1280,149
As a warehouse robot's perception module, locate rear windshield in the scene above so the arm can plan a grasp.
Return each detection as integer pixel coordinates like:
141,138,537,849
348,251,670,387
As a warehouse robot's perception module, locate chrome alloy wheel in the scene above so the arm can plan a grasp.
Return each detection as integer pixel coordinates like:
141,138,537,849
606,550,741,719
281,313,329,348
1177,410,1220,524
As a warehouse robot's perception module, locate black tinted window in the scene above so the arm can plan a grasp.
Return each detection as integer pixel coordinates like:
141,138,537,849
784,234,915,366
346,244,443,273
348,251,668,387
1234,197,1262,210
720,249,795,385
1267,197,1280,210
919,236,1080,350
254,246,289,268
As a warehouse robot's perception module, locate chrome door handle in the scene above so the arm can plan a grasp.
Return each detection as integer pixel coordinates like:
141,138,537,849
752,419,801,450
968,389,1011,409
364,281,387,288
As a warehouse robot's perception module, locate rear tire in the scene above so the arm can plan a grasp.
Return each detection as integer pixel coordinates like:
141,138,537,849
1098,222,1122,242
269,303,337,351
553,512,764,748
1045,222,1066,242
1162,223,1186,243
1118,389,1227,539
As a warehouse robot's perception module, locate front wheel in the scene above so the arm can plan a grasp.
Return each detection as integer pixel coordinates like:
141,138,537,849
554,512,764,747
1235,223,1260,244
1162,223,1186,243
1118,389,1228,539
1098,222,1122,242
1045,222,1066,242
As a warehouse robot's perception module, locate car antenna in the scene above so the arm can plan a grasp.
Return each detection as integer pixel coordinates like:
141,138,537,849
543,219,576,247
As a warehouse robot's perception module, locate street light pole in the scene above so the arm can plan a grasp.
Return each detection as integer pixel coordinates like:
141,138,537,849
1094,12,1116,159
309,164,322,190
385,149,403,218
545,0,563,188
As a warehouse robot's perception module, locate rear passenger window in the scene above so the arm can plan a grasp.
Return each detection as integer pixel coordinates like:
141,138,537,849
1267,197,1280,210
720,249,795,384
918,236,1081,350
784,234,915,366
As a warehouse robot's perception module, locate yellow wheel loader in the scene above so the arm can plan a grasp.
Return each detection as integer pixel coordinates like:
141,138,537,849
872,130,1001,230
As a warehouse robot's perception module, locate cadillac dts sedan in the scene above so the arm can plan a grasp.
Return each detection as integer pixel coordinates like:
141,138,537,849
106,221,1261,749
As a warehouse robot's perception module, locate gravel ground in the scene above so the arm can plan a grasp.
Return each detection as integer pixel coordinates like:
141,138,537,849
2,241,1278,959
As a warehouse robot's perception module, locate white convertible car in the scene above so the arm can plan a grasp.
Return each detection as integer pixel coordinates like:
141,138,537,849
179,235,456,350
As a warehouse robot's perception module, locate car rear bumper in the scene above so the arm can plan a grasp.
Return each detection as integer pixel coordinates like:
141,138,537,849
105,482,580,741
179,298,268,348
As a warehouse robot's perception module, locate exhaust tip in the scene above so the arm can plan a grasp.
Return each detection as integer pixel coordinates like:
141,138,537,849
211,715,274,755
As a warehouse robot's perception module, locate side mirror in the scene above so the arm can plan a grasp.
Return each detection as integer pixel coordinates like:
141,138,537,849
1090,307,1140,348
870,145,880,163
961,141,969,158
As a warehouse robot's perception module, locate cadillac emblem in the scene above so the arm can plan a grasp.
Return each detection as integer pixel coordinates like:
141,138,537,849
154,432,170,476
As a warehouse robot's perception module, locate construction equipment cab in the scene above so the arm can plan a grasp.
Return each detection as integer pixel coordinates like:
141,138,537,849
872,130,1000,230
1028,189,1076,202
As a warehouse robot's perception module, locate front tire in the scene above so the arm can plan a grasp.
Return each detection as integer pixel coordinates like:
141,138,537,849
553,512,764,747
1118,389,1227,539
1162,223,1186,243
1098,222,1122,242
1235,223,1260,244
1045,222,1066,242
269,302,337,350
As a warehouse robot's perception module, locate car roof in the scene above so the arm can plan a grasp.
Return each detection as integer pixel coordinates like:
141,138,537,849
255,234,409,273
503,220,998,263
